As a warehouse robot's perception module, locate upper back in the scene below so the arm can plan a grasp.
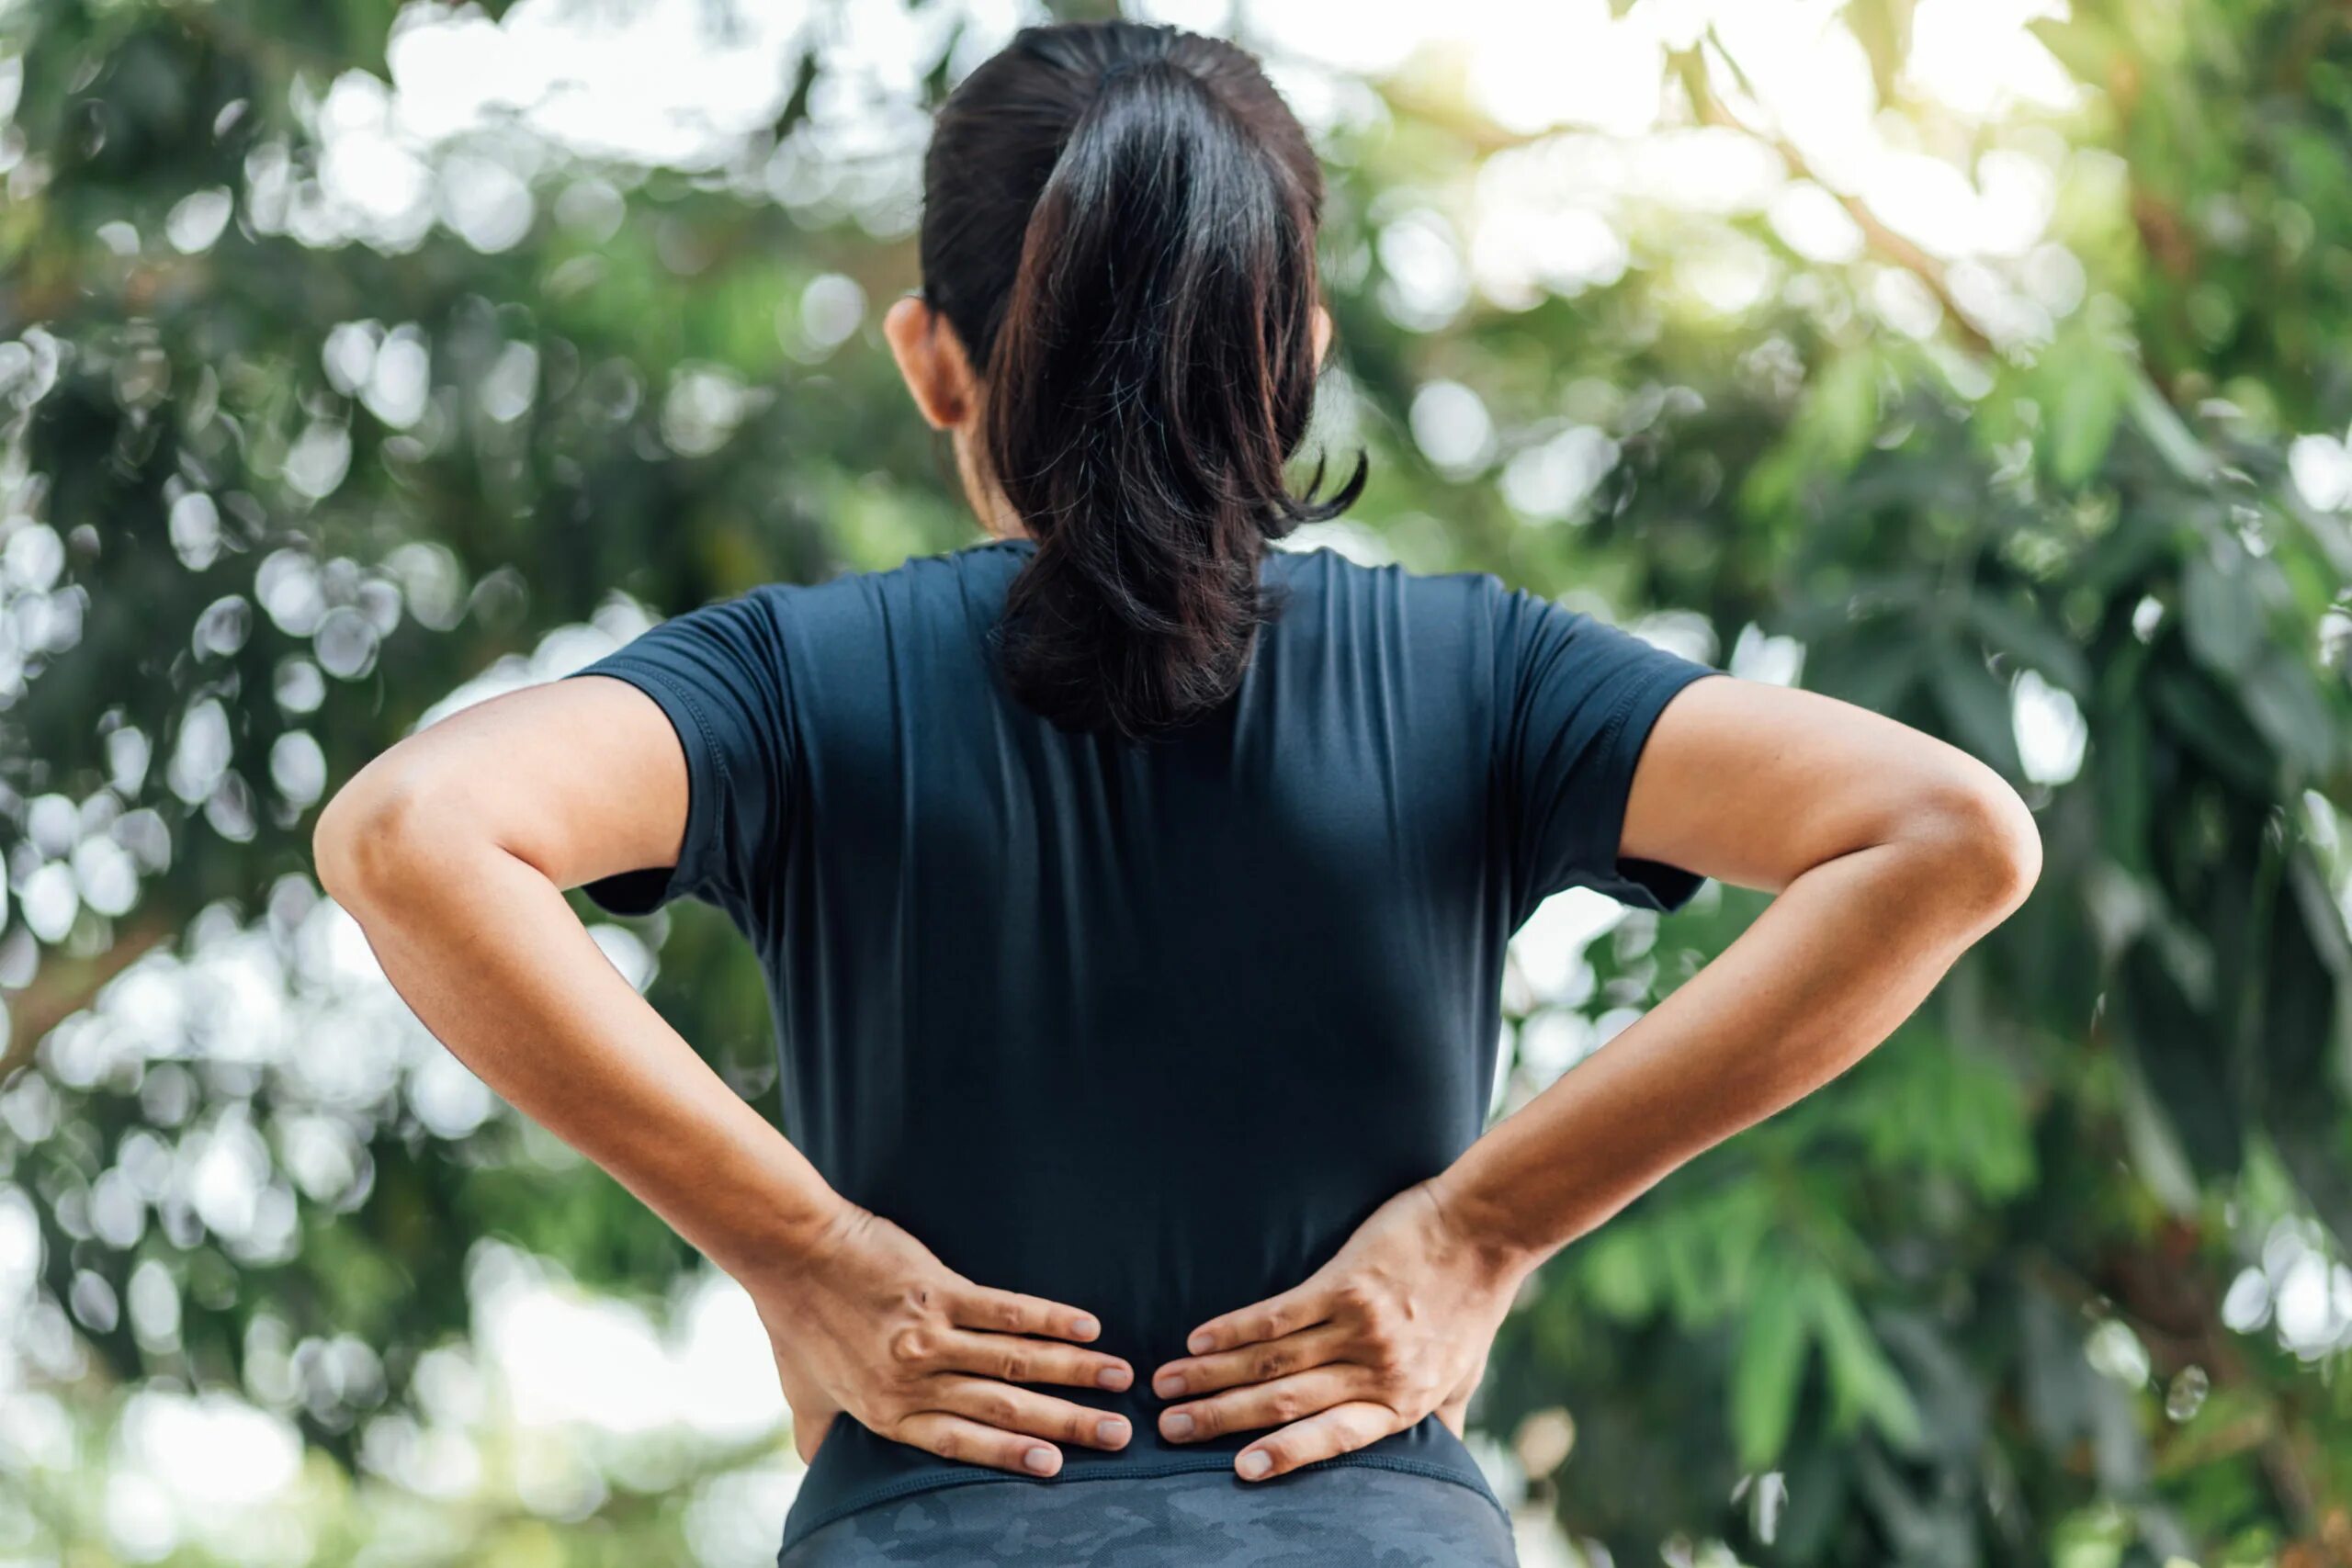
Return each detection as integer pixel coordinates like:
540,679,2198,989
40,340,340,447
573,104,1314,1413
561,533,1711,1495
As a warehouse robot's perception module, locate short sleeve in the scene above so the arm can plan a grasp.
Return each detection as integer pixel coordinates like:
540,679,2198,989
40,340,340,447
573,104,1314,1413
1494,584,1720,923
559,587,794,927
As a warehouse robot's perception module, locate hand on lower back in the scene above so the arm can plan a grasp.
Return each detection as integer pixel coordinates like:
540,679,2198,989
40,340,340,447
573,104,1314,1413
742,1200,1136,1477
1148,1179,1529,1479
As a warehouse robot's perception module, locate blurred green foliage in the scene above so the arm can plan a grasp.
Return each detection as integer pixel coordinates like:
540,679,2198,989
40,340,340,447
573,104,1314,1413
3,0,2352,1564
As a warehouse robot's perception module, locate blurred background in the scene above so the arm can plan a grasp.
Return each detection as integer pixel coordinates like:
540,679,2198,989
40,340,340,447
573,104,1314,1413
4,0,2351,1562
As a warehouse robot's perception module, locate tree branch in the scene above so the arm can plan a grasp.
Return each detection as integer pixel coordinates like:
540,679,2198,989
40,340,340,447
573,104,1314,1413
1678,33,1996,358
0,916,176,1084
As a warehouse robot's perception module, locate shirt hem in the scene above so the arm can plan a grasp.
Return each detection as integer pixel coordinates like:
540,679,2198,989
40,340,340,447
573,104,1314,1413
1577,661,1721,915
775,1450,1510,1556
560,660,728,916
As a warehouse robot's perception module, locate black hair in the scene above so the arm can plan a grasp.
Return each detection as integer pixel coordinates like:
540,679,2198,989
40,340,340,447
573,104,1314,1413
916,19,1366,740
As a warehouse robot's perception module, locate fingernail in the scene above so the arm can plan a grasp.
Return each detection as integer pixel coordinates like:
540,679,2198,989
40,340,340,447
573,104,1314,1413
1097,1365,1132,1391
1238,1450,1272,1480
1187,1331,1213,1354
1070,1315,1099,1339
1164,1412,1194,1439
1154,1372,1184,1397
1097,1418,1127,1447
1023,1446,1058,1475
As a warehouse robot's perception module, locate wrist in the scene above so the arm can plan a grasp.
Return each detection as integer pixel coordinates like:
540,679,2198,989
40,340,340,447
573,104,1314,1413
1421,1166,1550,1286
711,1186,858,1291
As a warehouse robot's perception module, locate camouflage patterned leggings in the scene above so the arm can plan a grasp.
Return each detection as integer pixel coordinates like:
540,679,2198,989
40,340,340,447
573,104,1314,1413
776,1464,1521,1566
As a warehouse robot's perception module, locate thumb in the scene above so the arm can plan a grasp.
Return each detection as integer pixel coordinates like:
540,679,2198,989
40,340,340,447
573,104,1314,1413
793,1407,838,1465
1435,1348,1488,1436
772,1348,840,1464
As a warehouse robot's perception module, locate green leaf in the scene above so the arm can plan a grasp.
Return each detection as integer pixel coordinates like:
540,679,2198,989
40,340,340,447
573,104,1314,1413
1732,1256,1813,1468
2092,698,2153,874
2045,350,2127,489
2126,372,2218,481
2118,940,2245,1177
1844,0,1917,106
2028,16,2118,86
1966,591,2093,696
2146,661,2278,796
1576,1228,1657,1321
2259,857,2351,1154
1806,617,1928,715
1808,1271,1926,1455
2238,645,2340,779
1929,643,2026,777
2180,540,2266,678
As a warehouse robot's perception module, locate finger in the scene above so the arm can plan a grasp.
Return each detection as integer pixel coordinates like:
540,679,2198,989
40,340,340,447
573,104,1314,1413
1151,1323,1351,1400
1182,1280,1331,1356
892,1410,1067,1477
930,1375,1134,1452
1235,1401,1401,1481
949,1284,1103,1342
935,1327,1134,1392
1159,1365,1374,1445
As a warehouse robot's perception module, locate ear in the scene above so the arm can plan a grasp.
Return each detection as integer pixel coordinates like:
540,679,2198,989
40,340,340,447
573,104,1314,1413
885,293,981,432
1311,304,1334,367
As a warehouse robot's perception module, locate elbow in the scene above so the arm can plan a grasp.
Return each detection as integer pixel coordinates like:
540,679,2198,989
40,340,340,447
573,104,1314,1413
312,761,442,911
1902,763,2042,931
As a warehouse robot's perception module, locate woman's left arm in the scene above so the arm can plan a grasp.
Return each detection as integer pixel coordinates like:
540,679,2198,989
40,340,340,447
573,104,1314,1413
1149,674,2041,1478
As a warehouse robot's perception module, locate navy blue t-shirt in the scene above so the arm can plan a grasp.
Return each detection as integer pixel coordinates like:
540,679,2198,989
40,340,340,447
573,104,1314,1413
561,536,1716,1548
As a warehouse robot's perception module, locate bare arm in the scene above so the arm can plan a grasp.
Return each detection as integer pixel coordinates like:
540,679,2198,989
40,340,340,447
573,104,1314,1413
1429,672,2042,1263
1151,674,2041,1478
314,672,1136,1476
312,673,839,1281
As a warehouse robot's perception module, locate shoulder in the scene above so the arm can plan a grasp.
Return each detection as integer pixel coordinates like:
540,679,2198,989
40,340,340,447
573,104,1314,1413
1268,538,1506,615
739,537,1026,624
1267,541,1516,676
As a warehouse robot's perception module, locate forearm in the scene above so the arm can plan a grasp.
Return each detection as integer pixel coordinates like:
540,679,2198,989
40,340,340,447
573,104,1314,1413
318,799,841,1282
1432,832,2022,1271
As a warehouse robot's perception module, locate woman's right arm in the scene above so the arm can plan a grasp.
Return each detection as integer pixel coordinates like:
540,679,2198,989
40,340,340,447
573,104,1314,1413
1151,674,2041,1477
312,668,1136,1477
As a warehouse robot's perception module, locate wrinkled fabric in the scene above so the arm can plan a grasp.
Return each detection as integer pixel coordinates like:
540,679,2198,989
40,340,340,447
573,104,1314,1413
776,1463,1521,1567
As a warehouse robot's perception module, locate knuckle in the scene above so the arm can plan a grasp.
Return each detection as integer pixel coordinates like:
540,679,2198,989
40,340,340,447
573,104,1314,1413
889,1325,933,1366
983,1389,1022,1426
1251,1349,1291,1381
999,1352,1030,1383
1267,1388,1304,1421
933,1426,962,1461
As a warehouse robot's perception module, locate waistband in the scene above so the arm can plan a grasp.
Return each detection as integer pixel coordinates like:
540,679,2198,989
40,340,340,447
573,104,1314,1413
776,1414,1509,1554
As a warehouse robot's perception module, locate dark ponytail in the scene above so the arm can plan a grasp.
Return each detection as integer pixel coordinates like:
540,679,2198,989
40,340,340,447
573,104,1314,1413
916,20,1365,739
